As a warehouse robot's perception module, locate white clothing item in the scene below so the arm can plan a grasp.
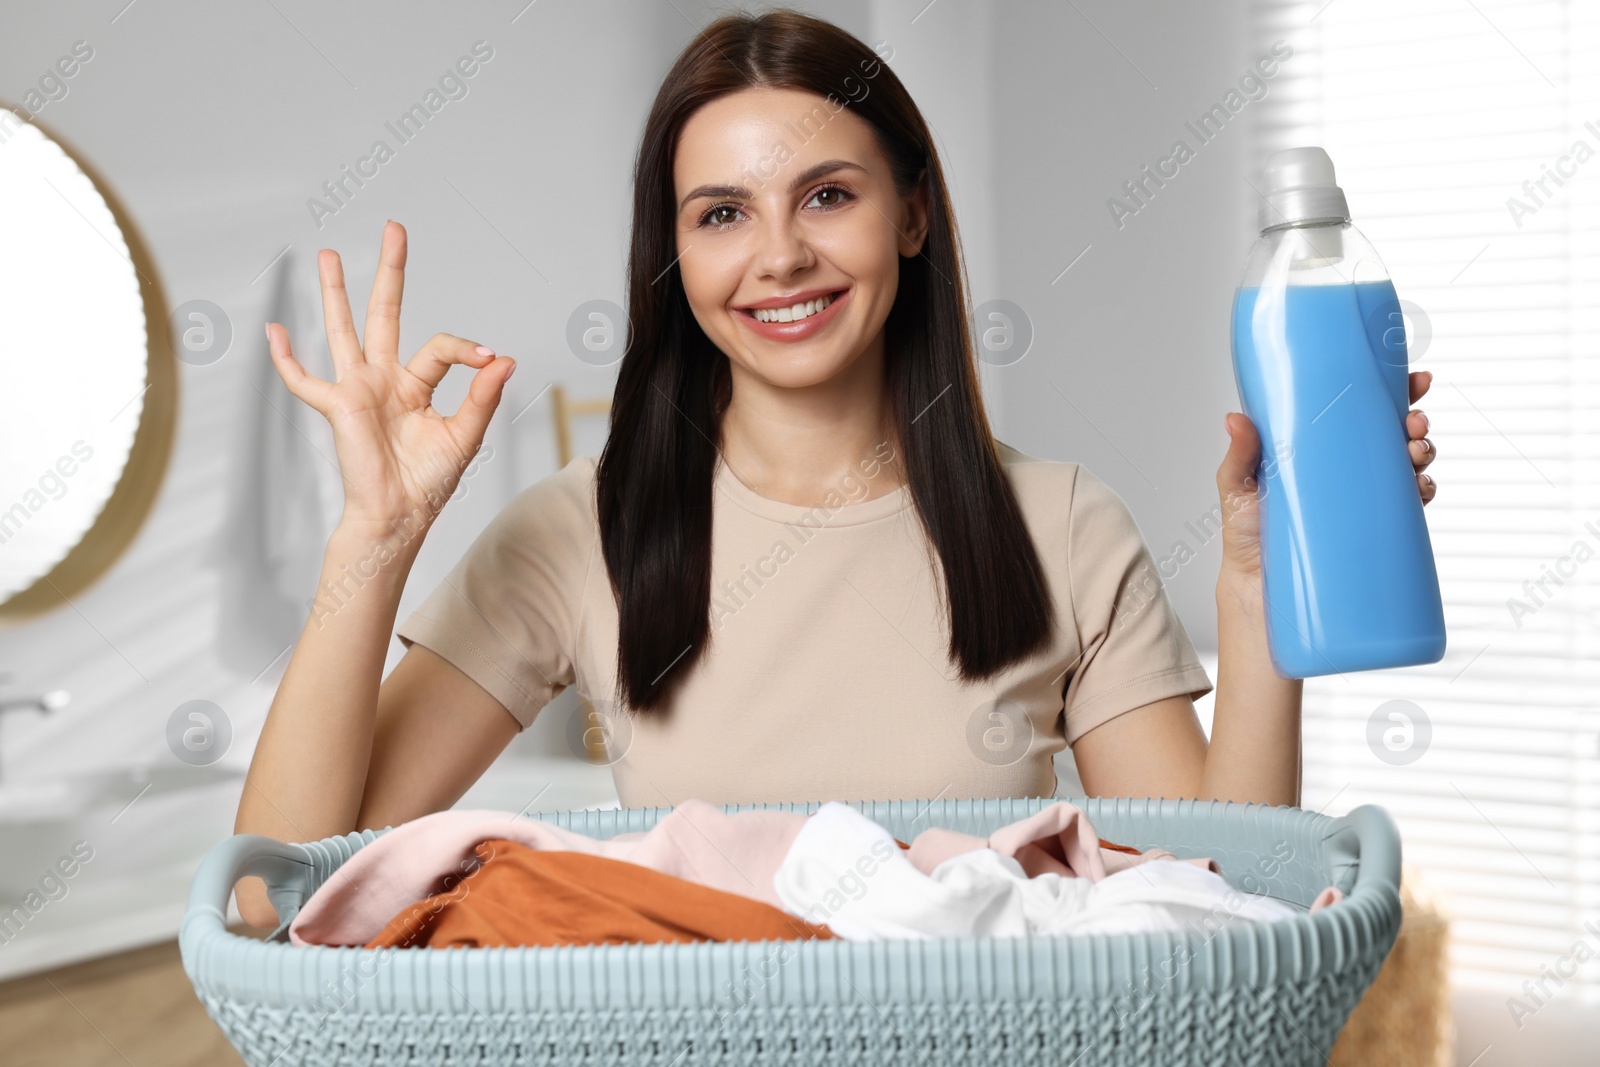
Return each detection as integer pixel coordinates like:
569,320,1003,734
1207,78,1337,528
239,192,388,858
936,847,1301,937
772,802,1026,939
771,802,1300,941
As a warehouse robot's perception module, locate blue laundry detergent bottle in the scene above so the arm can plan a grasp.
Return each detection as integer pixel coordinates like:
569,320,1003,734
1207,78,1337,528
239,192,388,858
1230,146,1446,678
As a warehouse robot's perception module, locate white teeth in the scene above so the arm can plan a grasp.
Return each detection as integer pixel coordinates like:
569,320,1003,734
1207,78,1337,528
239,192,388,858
751,292,835,323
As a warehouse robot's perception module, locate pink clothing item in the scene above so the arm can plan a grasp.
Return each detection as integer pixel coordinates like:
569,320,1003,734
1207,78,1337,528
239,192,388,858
288,799,808,947
905,805,1220,880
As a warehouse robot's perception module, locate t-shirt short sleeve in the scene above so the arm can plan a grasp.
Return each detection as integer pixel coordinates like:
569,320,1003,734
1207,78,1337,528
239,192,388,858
1061,464,1213,744
393,458,597,731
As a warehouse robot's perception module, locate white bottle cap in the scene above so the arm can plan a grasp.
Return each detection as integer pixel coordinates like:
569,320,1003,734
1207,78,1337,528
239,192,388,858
1259,146,1350,232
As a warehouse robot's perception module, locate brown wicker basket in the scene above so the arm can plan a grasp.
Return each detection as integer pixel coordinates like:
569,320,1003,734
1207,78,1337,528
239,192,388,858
1332,861,1454,1065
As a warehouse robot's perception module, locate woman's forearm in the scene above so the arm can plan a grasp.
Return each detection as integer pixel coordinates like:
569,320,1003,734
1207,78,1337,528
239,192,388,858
1198,569,1303,806
231,223,513,928
234,522,420,847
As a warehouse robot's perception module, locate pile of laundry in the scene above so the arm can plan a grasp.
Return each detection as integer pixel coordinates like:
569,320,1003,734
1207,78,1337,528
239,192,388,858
286,800,1343,950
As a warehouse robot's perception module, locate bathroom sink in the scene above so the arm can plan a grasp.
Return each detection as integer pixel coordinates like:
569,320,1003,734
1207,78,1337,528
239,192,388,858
0,762,240,822
0,761,245,901
0,780,77,821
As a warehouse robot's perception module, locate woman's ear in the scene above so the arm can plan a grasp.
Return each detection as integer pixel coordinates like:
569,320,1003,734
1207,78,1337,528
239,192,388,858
898,168,931,258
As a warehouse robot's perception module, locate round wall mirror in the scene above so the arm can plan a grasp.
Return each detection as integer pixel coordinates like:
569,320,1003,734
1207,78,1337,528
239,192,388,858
0,120,150,605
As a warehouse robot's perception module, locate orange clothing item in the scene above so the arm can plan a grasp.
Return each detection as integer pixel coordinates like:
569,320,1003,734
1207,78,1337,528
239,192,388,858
365,839,839,950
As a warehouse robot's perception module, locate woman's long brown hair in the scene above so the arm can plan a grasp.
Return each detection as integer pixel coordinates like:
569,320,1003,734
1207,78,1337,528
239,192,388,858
597,8,1054,716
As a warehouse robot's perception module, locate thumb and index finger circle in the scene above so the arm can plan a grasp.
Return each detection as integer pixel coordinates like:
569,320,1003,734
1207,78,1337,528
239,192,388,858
442,352,517,452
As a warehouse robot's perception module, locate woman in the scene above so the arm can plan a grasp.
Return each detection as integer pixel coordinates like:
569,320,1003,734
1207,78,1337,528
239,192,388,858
233,10,1436,928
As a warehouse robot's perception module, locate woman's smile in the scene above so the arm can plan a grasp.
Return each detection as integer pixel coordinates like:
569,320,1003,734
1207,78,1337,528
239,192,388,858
734,286,851,341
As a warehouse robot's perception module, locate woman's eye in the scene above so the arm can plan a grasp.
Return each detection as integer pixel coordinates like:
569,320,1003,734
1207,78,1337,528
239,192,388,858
699,203,742,228
809,184,854,210
695,185,855,230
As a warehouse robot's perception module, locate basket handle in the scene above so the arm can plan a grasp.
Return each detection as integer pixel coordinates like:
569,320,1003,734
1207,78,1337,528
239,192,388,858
181,833,317,943
1324,803,1402,897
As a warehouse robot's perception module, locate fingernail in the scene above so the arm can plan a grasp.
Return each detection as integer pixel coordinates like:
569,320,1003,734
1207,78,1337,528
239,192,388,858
475,345,495,356
506,361,517,380
1422,473,1434,487
264,323,272,340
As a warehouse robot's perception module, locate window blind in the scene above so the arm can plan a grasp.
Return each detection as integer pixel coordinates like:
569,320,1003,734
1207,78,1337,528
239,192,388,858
1249,0,1600,997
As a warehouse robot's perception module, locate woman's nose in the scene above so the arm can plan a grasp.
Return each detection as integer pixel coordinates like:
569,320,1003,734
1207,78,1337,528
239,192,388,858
751,213,812,277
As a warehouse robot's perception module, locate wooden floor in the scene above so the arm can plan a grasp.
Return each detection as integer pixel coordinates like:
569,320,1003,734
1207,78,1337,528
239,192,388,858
0,927,265,1067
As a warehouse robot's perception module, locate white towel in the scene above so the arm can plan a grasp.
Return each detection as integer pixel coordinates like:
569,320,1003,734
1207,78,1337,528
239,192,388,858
210,249,342,680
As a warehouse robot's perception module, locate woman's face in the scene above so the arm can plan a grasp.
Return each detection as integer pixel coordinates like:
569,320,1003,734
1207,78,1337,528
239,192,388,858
673,87,928,392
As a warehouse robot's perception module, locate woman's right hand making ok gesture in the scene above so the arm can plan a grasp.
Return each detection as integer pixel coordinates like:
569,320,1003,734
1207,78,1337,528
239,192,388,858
265,219,516,542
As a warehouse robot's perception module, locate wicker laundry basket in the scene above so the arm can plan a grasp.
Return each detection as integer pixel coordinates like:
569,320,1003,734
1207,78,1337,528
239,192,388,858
180,796,1402,1066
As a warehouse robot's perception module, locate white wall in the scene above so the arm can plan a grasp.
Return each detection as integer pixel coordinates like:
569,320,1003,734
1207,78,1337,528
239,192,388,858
984,0,1255,650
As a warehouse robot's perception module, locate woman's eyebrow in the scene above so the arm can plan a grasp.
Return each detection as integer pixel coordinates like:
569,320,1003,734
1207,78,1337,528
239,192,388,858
678,159,867,212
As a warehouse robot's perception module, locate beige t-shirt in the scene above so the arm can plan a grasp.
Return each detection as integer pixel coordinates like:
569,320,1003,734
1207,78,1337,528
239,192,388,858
395,440,1212,807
